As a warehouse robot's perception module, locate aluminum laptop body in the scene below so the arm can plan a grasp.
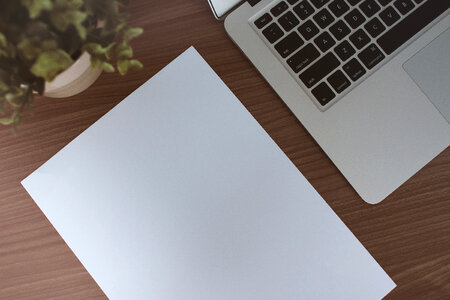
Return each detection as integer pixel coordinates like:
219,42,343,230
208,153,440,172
209,0,450,204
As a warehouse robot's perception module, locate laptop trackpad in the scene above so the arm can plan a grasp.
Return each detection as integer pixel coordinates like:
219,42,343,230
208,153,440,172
403,28,450,123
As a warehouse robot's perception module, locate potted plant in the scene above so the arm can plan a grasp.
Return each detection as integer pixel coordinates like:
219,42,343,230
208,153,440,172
0,0,143,129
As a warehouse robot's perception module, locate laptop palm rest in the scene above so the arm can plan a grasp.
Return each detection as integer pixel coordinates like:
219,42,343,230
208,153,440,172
403,28,450,123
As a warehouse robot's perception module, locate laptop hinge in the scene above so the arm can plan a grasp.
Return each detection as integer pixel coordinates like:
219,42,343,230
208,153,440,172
248,0,262,6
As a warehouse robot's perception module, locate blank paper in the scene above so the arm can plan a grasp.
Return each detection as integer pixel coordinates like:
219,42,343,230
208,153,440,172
22,47,395,299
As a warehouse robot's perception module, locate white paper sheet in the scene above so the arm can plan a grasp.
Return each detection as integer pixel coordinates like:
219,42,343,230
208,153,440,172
22,47,395,299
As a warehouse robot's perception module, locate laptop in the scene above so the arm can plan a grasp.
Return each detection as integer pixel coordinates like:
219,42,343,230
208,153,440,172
209,0,450,204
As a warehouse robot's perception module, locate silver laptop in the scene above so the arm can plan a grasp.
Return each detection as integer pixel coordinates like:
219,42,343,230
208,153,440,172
209,0,450,204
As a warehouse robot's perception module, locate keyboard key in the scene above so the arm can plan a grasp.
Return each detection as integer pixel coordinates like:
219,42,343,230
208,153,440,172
347,0,363,5
377,0,393,6
379,6,400,26
364,17,386,37
271,1,289,17
344,9,366,29
262,23,284,43
310,0,330,9
328,0,350,18
288,0,300,4
254,13,273,29
334,40,356,61
300,52,340,87
313,8,335,29
298,20,320,40
311,82,336,105
293,1,316,20
359,0,381,17
358,43,385,69
278,11,300,31
377,0,449,55
393,0,415,15
349,29,370,49
287,43,320,72
330,20,351,40
275,32,304,58
314,31,336,52
343,58,366,81
327,70,351,93
412,0,424,4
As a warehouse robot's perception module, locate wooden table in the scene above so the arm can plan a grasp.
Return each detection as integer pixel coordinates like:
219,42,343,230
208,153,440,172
1,0,449,298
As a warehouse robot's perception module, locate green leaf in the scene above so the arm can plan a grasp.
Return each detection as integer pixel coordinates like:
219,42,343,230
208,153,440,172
0,98,5,114
17,39,34,60
50,9,88,39
0,33,13,57
18,39,38,60
117,59,143,75
115,43,133,59
90,56,101,69
104,43,115,59
18,38,58,61
123,27,143,42
0,33,6,48
20,0,53,18
115,0,130,6
5,87,26,107
83,43,111,56
42,40,58,50
31,49,74,82
102,62,115,73
115,22,127,34
0,116,14,125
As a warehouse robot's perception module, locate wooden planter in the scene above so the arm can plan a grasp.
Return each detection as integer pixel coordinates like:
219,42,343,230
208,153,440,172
44,52,102,98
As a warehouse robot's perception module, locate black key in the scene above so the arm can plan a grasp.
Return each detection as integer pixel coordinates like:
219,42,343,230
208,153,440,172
394,0,415,15
344,9,366,29
343,58,367,81
347,0,363,5
288,0,300,4
377,1,449,55
300,52,340,87
279,11,300,31
298,20,320,40
364,17,386,37
255,13,273,29
330,20,351,40
313,8,335,29
287,43,321,72
314,31,336,52
327,70,351,93
275,32,304,58
413,0,424,4
293,1,316,19
334,40,356,61
349,29,370,49
262,23,284,43
328,0,350,18
379,6,400,26
359,0,381,17
377,0,393,6
358,43,385,69
310,0,330,9
312,82,336,105
271,1,289,17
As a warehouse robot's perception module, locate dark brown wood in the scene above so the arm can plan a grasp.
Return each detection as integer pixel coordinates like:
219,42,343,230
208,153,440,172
1,0,449,298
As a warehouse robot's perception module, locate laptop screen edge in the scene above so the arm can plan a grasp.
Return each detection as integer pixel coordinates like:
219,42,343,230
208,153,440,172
208,0,244,20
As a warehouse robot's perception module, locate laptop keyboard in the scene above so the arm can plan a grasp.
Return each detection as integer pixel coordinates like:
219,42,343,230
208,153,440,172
251,0,449,110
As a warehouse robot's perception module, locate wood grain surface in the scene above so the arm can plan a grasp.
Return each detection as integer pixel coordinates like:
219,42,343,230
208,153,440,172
0,0,449,299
